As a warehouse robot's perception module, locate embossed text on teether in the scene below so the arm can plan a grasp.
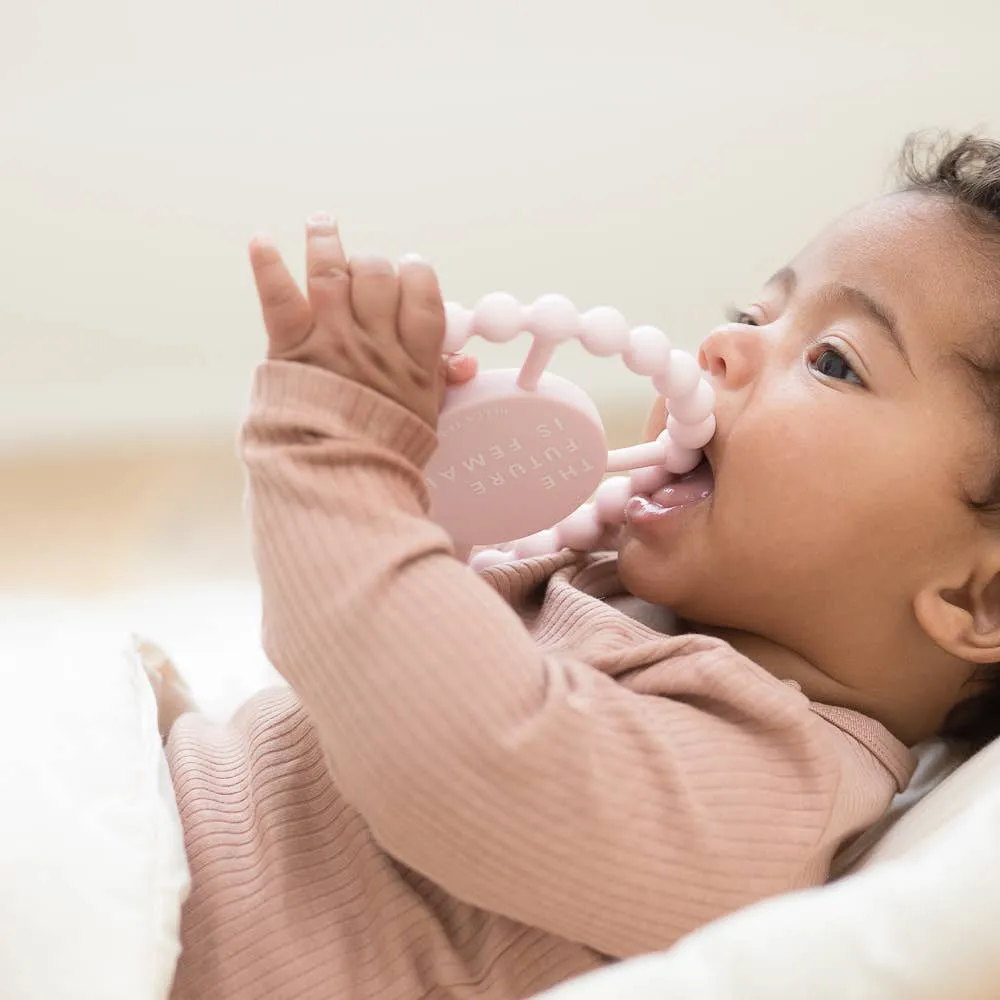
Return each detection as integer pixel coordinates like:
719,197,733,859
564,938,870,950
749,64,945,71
426,419,596,495
439,406,511,436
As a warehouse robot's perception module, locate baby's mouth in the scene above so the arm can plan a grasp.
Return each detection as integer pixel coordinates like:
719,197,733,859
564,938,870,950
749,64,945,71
648,455,715,509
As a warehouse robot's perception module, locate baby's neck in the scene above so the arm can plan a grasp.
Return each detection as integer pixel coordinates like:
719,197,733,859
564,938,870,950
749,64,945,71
609,593,910,736
605,593,680,634
692,625,837,696
686,622,931,745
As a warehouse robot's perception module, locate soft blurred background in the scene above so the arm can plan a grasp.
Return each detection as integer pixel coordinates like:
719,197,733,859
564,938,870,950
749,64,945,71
2,0,999,702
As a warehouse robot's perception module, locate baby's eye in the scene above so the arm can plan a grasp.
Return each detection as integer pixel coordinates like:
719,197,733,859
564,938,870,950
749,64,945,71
809,345,863,386
725,307,760,327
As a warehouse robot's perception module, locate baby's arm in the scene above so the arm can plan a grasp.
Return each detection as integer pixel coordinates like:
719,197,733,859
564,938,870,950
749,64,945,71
242,220,840,958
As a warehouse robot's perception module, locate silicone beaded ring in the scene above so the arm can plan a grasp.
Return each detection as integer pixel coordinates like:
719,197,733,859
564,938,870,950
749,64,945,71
424,293,716,570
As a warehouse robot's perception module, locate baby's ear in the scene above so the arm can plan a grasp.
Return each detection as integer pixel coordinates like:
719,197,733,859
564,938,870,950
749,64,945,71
915,559,1000,664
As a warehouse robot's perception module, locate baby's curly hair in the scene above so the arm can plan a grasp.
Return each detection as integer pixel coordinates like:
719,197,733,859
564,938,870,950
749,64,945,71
899,131,1000,752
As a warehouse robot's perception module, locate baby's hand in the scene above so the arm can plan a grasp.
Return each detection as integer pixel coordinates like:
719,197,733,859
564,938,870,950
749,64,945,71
249,214,474,426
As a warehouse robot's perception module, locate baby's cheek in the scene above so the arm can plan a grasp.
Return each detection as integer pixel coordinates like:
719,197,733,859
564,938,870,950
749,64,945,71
719,442,839,547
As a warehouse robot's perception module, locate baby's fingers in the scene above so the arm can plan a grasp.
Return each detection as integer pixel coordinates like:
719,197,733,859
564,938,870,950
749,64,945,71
398,256,446,371
445,353,478,385
306,214,352,335
436,354,477,415
249,236,312,356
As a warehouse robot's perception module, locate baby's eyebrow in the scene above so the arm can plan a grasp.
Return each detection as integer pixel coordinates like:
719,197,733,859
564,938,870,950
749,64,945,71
765,266,797,294
765,266,914,374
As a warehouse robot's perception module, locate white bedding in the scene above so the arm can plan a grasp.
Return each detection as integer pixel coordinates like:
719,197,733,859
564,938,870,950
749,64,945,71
0,582,280,1000
0,581,280,720
0,627,191,1000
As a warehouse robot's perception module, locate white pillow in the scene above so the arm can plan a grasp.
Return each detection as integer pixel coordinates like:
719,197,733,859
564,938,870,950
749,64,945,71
537,738,1000,1000
0,627,190,1000
0,583,280,722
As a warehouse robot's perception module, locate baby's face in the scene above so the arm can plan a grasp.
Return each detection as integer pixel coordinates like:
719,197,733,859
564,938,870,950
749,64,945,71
619,192,999,694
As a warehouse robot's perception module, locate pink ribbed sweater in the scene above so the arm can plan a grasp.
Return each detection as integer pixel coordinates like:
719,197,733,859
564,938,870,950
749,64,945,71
166,361,915,1000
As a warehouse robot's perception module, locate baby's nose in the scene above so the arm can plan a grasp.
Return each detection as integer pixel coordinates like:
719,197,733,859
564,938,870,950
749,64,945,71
698,328,763,391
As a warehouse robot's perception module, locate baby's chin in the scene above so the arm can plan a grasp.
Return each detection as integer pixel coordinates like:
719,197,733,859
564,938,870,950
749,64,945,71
616,532,728,626
616,534,689,607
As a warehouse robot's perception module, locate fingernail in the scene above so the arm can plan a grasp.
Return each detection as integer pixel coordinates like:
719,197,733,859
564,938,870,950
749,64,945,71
399,252,426,265
307,211,335,228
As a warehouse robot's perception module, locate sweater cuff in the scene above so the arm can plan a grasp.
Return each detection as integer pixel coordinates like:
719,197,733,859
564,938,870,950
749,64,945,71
250,361,439,469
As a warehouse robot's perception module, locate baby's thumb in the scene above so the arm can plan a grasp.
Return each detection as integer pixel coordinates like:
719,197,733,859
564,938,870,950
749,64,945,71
249,235,313,357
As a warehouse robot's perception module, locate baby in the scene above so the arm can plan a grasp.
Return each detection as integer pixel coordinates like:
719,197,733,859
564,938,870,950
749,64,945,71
163,133,1000,1000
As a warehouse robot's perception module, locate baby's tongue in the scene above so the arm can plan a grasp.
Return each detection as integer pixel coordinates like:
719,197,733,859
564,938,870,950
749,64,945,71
650,460,714,508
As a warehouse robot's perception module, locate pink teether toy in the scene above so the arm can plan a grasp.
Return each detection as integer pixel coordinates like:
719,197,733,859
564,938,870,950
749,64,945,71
426,294,716,569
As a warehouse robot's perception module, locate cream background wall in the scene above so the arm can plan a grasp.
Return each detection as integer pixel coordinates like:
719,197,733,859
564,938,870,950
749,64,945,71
2,0,999,451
